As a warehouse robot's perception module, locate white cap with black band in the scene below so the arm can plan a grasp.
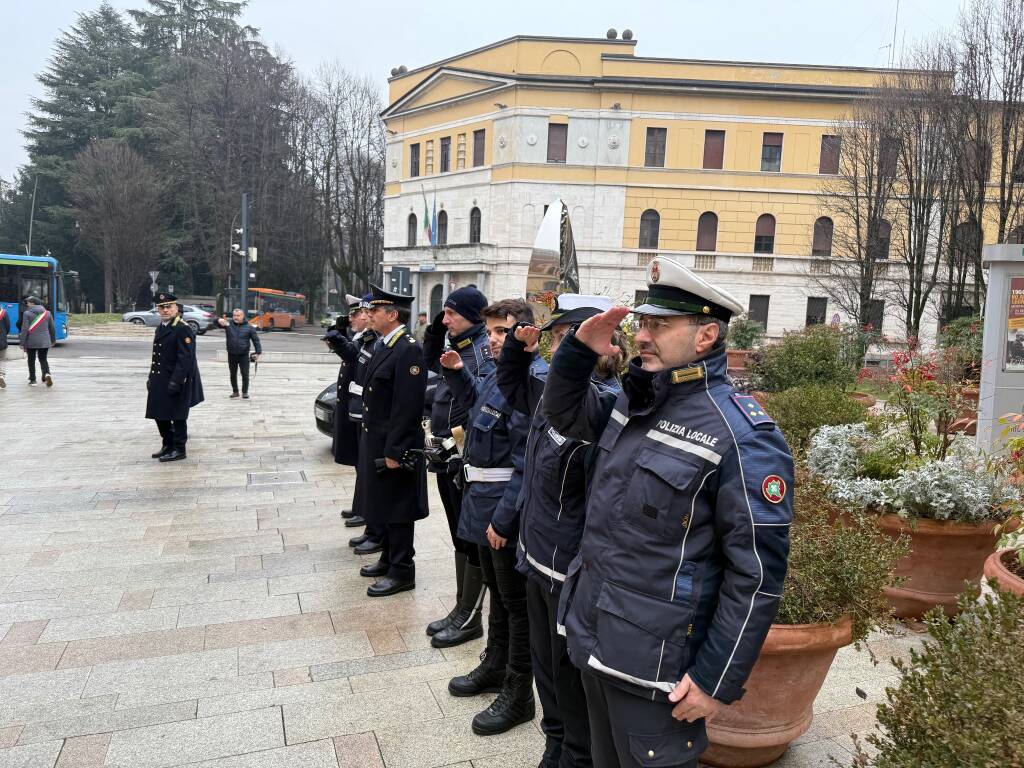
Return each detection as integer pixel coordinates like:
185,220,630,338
633,257,744,321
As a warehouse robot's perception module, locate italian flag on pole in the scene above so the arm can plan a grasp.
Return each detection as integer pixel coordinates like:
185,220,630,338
422,192,433,246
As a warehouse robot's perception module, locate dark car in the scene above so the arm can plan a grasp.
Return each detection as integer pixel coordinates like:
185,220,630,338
314,370,438,439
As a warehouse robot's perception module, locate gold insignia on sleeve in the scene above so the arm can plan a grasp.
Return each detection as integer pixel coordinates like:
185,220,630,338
184,337,192,344
670,366,703,384
409,365,421,375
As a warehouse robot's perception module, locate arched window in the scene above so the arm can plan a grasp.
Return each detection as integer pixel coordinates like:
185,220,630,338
429,284,444,318
639,209,660,250
870,219,892,260
437,210,448,246
469,207,481,244
407,213,417,247
812,217,833,257
696,212,718,252
754,214,776,254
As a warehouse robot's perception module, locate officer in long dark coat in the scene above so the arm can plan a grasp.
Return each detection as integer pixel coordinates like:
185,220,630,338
146,292,204,462
356,284,428,597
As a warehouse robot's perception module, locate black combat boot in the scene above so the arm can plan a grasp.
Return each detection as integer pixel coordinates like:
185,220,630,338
471,667,536,735
426,552,467,637
431,560,484,648
448,646,507,697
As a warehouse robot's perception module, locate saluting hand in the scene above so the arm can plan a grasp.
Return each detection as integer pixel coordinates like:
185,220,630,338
514,324,541,353
669,674,723,723
440,350,463,370
574,306,630,357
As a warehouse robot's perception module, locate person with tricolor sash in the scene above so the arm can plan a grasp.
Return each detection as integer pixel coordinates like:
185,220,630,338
18,296,55,387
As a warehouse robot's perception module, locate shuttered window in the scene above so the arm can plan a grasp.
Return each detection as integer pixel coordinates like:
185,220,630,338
645,127,667,167
547,123,568,163
409,143,420,178
812,217,833,257
407,214,417,247
703,130,725,170
469,207,481,244
440,137,451,173
696,212,718,252
639,210,660,250
473,130,486,167
819,135,840,174
437,210,448,246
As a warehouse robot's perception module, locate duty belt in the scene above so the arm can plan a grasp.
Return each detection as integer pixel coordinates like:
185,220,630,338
463,465,514,483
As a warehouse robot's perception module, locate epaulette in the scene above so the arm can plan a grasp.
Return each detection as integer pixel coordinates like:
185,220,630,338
456,337,472,349
731,393,775,428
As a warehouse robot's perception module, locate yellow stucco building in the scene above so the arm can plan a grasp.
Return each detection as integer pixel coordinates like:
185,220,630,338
380,33,911,335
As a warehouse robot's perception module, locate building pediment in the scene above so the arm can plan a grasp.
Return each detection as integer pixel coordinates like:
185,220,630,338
382,69,514,119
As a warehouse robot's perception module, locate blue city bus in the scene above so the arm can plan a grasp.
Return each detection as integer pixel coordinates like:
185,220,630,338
0,254,70,342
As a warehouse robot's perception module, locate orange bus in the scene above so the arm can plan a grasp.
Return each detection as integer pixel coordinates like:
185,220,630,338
247,288,307,331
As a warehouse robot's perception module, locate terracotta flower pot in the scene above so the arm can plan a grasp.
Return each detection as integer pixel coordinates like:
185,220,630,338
876,514,1001,618
983,549,1024,596
849,391,876,408
727,348,751,372
702,616,854,768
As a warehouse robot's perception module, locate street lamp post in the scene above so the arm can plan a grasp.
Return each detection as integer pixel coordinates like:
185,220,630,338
239,193,250,315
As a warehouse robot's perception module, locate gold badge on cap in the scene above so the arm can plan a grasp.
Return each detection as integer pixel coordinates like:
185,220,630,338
650,261,661,283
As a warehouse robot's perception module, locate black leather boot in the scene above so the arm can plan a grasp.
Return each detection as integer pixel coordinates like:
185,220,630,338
431,560,485,648
448,645,507,697
471,668,536,736
427,552,466,637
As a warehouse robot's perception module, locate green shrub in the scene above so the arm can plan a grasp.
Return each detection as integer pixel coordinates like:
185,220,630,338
937,314,983,374
852,586,1024,768
761,386,867,455
728,314,765,350
778,469,907,643
750,325,857,392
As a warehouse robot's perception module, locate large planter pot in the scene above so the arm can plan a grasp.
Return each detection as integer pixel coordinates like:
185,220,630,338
849,391,877,408
876,514,1001,618
727,349,751,372
984,549,1024,596
702,616,853,768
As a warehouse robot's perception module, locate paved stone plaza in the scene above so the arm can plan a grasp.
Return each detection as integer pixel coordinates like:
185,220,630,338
0,345,921,767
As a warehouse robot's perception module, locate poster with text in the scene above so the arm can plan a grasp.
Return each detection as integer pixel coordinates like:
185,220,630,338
1006,277,1024,369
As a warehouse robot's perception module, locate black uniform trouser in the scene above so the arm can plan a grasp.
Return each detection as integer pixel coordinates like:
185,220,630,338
435,471,479,567
379,522,415,581
228,353,250,393
582,672,704,768
26,348,50,381
156,419,188,451
479,543,531,673
527,579,591,768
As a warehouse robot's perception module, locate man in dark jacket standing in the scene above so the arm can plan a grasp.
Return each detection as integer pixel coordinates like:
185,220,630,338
543,258,793,768
421,285,494,649
0,302,9,389
356,284,428,598
147,292,205,462
19,296,56,387
217,308,262,398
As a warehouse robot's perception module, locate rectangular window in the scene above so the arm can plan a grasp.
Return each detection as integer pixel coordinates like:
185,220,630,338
761,132,783,172
868,299,885,332
473,129,486,167
644,127,667,168
749,295,770,329
805,297,827,326
703,130,725,170
819,135,841,174
409,143,420,178
440,137,451,173
547,123,568,163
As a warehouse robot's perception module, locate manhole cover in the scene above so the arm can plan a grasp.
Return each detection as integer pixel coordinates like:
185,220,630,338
247,470,307,486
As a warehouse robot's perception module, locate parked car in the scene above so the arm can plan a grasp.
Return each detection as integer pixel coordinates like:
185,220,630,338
122,304,216,334
320,311,344,329
314,370,439,439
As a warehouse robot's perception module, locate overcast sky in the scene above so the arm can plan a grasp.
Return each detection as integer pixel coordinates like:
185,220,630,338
1,0,964,181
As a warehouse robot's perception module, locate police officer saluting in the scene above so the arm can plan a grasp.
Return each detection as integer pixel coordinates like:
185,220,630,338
422,286,494,648
543,258,793,768
147,292,205,462
357,285,428,597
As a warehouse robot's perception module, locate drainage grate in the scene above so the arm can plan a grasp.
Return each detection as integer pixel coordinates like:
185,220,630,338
247,470,307,486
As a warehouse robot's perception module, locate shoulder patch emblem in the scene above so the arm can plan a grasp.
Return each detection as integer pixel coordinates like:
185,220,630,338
409,364,421,375
456,337,471,349
731,394,774,427
762,475,786,504
184,337,192,344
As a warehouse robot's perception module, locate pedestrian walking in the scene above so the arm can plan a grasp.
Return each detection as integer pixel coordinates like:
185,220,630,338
19,296,55,387
421,286,494,649
356,284,428,598
496,293,623,768
543,257,794,768
443,298,545,737
146,292,205,462
216,308,262,398
0,303,9,389
412,311,428,343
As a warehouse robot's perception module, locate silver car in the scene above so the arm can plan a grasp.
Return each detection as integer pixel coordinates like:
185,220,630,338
122,305,216,334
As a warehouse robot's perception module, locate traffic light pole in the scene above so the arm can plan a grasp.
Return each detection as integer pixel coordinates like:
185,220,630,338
239,192,249,314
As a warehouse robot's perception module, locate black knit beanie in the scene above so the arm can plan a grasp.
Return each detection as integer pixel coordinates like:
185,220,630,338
444,286,488,325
